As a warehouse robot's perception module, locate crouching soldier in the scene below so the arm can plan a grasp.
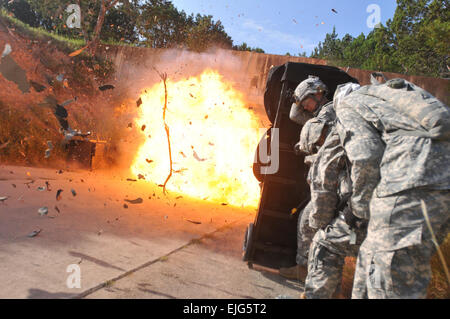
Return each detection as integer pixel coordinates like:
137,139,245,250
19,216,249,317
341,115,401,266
334,79,450,299
299,112,367,299
286,76,367,298
279,76,332,281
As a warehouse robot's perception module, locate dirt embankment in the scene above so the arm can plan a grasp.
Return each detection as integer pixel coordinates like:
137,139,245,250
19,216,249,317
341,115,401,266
0,21,142,170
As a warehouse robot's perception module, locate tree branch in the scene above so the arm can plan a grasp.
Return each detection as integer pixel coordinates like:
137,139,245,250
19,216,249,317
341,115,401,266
106,0,121,11
154,68,173,195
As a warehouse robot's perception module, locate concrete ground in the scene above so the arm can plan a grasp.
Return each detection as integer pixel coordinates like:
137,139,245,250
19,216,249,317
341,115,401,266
0,165,303,299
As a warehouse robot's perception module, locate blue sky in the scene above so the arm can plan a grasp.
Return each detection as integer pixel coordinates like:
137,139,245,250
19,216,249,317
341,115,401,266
170,0,398,56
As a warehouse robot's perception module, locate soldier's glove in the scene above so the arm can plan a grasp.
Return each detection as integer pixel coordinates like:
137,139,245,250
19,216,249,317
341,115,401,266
286,88,295,104
342,205,367,229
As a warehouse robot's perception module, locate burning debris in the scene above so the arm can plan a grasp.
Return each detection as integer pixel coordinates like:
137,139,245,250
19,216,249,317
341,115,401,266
130,70,261,207
193,150,206,162
56,189,63,201
69,45,88,57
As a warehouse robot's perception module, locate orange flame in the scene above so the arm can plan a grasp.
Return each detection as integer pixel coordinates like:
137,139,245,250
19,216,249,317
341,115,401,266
131,70,262,207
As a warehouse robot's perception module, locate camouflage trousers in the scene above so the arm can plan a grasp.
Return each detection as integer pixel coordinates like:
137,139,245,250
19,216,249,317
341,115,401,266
296,202,317,266
352,189,450,299
304,214,366,299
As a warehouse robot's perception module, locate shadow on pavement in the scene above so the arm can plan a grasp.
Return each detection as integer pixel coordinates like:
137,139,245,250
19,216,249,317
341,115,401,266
27,288,75,299
69,251,126,272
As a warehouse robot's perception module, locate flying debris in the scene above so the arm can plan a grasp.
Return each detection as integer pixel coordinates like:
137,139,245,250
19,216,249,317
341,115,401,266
69,45,88,57
1,43,11,58
45,141,53,159
61,97,78,107
332,8,338,14
38,207,48,216
29,80,46,92
193,150,206,162
0,141,9,149
28,229,42,238
186,219,202,225
99,85,115,91
124,198,143,204
56,189,63,201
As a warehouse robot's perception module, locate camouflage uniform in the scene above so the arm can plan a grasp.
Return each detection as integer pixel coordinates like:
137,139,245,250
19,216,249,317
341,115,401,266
294,102,334,267
284,76,330,276
302,102,367,299
334,80,450,299
296,201,316,266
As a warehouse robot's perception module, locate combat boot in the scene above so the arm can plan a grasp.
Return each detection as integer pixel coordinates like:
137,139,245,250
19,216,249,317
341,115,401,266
278,265,308,281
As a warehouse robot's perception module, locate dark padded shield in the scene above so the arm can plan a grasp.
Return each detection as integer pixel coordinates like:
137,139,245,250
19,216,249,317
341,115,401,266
263,62,358,125
248,62,359,270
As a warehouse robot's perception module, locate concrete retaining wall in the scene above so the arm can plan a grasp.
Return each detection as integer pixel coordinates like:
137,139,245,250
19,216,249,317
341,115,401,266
99,45,449,114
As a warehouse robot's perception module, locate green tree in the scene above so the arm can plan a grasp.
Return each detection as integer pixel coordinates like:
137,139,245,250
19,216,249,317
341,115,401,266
233,42,265,53
101,0,140,43
391,0,449,77
185,14,232,51
138,0,189,48
310,0,449,78
0,0,41,27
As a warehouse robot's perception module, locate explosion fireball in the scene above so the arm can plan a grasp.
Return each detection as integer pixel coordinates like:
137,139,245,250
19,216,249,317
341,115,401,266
131,70,262,207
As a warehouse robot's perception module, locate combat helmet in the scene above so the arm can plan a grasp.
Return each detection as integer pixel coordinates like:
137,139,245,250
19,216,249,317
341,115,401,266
290,76,329,126
295,118,327,155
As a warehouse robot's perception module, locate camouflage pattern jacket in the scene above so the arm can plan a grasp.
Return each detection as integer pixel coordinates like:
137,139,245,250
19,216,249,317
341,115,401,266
335,84,450,221
307,106,352,229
